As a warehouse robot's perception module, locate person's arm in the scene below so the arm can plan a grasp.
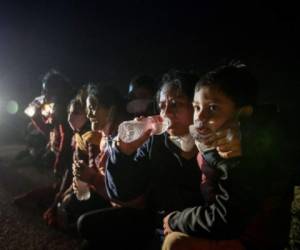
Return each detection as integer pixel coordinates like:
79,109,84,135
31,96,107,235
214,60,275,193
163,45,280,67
72,159,108,198
165,150,247,237
105,135,153,203
31,112,50,136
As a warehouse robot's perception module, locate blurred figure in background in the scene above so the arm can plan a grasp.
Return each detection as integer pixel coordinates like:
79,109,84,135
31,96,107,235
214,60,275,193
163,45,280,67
16,89,52,167
14,69,75,213
126,74,157,117
43,85,90,228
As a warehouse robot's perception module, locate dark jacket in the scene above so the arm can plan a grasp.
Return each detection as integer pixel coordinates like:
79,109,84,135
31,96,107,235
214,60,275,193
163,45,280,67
168,105,294,249
106,133,202,227
105,105,293,249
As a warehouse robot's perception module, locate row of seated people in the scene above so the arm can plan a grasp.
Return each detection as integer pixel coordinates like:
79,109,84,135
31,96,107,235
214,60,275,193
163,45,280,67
15,64,297,250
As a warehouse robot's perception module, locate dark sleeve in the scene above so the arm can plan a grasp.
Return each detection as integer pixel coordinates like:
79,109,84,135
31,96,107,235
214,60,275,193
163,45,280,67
168,150,246,237
105,138,152,202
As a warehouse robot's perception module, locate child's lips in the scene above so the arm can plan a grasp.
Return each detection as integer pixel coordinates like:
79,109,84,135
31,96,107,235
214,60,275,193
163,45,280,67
196,128,211,135
196,129,216,140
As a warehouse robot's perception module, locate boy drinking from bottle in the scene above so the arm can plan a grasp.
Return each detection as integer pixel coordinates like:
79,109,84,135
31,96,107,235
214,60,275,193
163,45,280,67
162,62,293,250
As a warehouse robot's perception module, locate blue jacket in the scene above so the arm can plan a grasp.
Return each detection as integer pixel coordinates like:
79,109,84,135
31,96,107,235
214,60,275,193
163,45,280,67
105,105,293,249
106,133,202,227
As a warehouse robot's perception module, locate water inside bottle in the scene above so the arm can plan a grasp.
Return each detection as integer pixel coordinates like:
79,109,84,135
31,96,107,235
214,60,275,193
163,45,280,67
118,121,146,143
118,116,171,143
152,117,171,135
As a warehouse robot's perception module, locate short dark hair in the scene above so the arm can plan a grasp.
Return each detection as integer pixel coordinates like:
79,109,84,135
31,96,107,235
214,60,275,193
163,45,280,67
87,84,124,109
195,62,259,107
68,85,88,114
128,74,156,94
158,69,199,102
41,69,71,96
68,98,84,114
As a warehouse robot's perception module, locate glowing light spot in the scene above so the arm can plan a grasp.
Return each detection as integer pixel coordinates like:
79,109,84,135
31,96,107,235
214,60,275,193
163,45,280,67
6,100,19,114
41,103,54,117
24,105,36,117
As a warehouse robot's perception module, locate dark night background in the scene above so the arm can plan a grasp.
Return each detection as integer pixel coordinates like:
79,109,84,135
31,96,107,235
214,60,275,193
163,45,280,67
0,0,299,141
0,2,299,249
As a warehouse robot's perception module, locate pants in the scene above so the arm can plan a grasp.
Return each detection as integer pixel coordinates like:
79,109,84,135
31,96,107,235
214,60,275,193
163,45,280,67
162,232,245,250
61,190,110,230
77,206,155,250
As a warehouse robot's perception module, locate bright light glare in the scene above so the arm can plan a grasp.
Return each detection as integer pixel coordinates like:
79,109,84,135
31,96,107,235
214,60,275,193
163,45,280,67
6,100,19,114
24,105,36,117
41,103,54,117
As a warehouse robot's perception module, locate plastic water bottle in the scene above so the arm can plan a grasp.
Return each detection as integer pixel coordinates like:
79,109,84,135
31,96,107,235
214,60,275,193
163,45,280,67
24,95,45,117
118,115,171,143
189,124,215,152
75,177,91,201
24,104,37,117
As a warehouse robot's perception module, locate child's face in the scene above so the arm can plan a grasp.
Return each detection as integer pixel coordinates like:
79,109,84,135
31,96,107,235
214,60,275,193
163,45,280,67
86,96,110,132
192,86,237,134
68,104,87,132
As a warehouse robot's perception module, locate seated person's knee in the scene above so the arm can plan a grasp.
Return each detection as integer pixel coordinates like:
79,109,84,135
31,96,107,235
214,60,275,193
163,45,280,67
77,213,90,238
162,232,190,250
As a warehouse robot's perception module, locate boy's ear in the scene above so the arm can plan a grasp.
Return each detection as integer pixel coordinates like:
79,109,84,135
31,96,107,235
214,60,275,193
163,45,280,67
238,105,253,118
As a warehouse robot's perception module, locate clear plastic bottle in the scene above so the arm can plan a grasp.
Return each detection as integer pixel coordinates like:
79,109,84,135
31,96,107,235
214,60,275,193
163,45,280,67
73,148,91,201
189,124,216,152
24,104,37,117
24,95,45,117
75,177,91,201
118,115,171,143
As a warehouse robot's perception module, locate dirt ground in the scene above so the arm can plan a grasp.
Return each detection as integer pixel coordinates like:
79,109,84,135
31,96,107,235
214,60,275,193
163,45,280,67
0,143,80,250
0,142,299,250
